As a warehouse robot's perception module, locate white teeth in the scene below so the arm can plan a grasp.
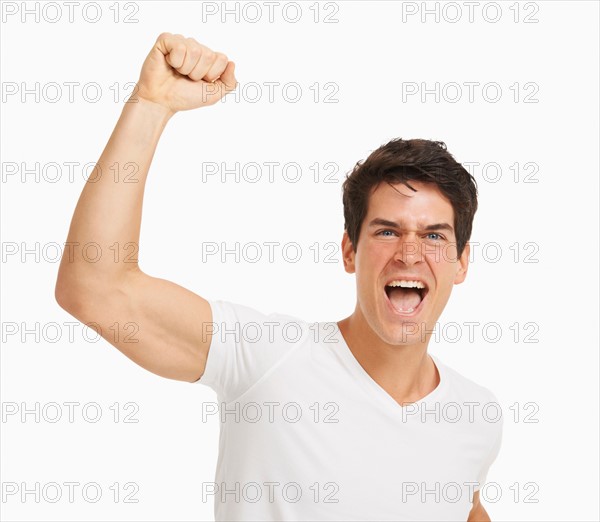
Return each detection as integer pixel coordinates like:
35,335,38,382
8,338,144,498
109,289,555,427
386,280,425,289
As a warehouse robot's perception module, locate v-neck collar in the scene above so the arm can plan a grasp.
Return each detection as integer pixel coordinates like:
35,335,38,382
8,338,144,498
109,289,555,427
327,321,447,418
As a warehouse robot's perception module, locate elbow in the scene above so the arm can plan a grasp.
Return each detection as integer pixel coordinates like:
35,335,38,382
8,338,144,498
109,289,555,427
55,279,76,313
54,268,84,313
55,279,94,320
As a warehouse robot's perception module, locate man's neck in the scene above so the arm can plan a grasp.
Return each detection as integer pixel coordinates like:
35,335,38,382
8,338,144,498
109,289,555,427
337,312,439,406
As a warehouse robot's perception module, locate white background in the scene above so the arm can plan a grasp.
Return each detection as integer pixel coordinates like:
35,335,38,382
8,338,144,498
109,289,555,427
1,1,599,520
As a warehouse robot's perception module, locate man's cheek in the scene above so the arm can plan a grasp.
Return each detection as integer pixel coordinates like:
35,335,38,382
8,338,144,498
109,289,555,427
443,242,458,263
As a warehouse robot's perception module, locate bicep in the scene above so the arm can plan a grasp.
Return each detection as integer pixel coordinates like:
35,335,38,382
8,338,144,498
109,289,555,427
63,268,214,382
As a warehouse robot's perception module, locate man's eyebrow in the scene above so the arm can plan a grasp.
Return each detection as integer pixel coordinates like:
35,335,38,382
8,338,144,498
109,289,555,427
367,218,454,233
423,222,454,233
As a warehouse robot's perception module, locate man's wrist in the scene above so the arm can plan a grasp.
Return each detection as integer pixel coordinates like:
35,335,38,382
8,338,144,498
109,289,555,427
125,93,175,123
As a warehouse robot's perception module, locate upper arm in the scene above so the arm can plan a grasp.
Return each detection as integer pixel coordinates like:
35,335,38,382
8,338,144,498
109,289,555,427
467,490,491,522
57,267,214,383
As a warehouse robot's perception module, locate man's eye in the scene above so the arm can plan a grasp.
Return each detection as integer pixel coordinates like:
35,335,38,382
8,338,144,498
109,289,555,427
426,233,442,240
378,230,396,237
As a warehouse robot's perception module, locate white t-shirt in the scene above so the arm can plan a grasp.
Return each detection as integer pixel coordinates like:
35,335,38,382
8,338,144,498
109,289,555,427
197,299,503,521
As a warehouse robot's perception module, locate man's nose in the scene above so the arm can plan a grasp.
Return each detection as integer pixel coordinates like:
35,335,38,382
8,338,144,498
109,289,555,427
393,237,424,265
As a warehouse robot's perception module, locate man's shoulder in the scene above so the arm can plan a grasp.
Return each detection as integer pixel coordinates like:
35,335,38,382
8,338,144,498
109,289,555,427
207,298,313,344
208,298,309,324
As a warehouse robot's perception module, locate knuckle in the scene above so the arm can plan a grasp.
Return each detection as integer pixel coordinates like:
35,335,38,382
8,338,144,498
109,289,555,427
186,47,200,60
201,47,215,61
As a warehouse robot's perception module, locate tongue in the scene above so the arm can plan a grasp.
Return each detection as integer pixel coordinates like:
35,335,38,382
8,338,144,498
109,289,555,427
388,287,422,312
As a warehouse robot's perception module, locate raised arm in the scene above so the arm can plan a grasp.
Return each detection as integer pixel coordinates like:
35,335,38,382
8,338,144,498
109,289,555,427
54,33,237,382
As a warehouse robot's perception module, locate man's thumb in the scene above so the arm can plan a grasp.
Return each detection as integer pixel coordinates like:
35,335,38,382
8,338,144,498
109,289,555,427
218,61,237,93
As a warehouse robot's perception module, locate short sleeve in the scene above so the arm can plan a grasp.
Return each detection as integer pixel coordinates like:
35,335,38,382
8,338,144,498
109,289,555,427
476,405,504,489
194,299,308,403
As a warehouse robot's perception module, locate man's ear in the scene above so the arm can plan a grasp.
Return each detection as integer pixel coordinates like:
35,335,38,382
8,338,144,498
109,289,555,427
454,242,470,284
341,230,356,274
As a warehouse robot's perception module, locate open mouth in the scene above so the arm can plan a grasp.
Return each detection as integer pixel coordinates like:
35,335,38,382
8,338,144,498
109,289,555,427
384,279,429,315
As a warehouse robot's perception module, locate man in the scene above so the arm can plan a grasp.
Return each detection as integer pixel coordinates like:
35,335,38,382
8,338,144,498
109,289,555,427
55,33,502,521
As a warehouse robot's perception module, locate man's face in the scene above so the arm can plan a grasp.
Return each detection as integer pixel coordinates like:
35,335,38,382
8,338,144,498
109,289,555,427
341,181,470,346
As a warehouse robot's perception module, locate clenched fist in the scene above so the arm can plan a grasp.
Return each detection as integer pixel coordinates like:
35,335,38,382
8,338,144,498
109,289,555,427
131,32,237,114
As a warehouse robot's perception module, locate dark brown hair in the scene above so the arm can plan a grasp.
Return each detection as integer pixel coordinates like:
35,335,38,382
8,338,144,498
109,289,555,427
341,138,478,258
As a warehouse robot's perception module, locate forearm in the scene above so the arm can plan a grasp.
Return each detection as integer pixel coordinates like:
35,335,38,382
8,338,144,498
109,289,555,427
56,96,173,302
